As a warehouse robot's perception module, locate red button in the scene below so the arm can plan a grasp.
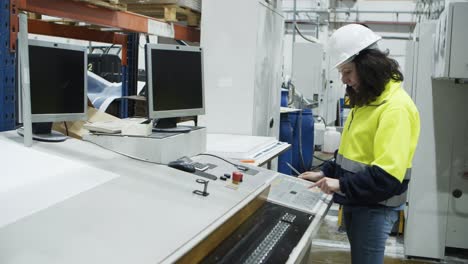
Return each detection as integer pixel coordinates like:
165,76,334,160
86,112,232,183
232,171,243,184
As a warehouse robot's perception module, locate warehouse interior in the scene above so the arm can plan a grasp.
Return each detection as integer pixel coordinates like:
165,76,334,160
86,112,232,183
1,0,468,263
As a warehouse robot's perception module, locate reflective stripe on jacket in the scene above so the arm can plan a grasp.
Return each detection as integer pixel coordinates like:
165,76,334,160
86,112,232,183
323,80,420,207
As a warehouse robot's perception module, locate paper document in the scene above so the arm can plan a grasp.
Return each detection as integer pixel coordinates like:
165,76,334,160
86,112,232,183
267,174,327,215
206,134,280,159
84,118,150,134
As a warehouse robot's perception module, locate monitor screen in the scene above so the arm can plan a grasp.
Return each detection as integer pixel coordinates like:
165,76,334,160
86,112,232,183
146,44,205,120
29,40,87,123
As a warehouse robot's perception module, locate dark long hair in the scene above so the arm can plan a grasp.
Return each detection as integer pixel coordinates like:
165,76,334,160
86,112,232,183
346,49,403,107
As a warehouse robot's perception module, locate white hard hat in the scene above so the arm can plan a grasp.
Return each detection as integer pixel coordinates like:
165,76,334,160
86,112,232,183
328,24,382,68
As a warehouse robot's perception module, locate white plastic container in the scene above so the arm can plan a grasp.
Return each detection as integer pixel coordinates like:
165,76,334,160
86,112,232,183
323,127,341,153
314,121,326,148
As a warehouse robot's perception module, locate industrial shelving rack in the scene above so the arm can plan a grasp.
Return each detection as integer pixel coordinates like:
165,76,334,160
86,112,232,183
1,0,16,131
0,0,200,131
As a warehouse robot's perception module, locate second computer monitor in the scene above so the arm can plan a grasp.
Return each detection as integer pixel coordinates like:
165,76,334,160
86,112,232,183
146,44,205,131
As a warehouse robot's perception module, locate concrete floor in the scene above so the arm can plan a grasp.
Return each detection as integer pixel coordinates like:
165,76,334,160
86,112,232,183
308,204,468,264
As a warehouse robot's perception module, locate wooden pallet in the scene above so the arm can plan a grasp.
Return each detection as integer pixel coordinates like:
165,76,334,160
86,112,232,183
126,4,200,26
27,13,81,26
72,0,127,11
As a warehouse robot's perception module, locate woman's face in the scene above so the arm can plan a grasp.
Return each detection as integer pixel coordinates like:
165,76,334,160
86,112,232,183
339,62,360,91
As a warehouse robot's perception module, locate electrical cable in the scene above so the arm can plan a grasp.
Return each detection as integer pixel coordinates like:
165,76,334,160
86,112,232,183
294,24,319,43
85,139,167,165
313,155,330,162
309,156,334,171
287,81,295,106
105,44,115,55
287,81,313,173
298,94,315,172
297,102,305,171
314,114,327,127
310,162,326,171
195,153,249,171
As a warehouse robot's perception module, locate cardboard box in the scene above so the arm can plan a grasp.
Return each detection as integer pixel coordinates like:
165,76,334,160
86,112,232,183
52,106,120,140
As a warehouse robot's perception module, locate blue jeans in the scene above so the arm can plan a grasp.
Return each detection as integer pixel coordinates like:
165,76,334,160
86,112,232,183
343,205,399,264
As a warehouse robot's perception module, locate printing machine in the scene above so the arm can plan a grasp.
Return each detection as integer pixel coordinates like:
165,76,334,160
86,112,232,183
0,131,331,264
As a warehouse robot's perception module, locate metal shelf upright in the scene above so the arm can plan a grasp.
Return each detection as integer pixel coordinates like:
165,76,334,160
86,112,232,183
0,0,16,131
122,32,140,118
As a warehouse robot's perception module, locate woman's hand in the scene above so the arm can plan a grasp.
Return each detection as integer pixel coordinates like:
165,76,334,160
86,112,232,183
310,177,340,195
298,171,324,182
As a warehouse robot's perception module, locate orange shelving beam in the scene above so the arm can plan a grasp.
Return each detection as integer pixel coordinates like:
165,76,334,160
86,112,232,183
10,0,200,52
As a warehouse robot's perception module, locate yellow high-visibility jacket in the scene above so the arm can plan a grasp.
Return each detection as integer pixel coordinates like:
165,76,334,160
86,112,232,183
322,80,420,207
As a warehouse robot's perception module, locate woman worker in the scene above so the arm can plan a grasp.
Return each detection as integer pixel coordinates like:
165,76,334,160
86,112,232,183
299,24,420,264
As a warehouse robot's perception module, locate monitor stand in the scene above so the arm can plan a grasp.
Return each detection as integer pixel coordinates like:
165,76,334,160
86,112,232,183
17,122,67,142
153,117,191,133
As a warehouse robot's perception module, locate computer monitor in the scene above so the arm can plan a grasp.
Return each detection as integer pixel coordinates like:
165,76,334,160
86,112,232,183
145,44,205,132
18,39,87,142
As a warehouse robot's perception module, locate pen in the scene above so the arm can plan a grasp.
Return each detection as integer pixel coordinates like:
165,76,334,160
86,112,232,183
285,162,301,176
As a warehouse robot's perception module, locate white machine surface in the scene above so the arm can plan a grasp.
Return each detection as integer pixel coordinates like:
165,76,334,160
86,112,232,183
0,139,119,229
405,21,445,260
199,0,283,137
433,1,468,79
0,131,330,263
83,127,206,164
0,131,272,263
405,20,468,260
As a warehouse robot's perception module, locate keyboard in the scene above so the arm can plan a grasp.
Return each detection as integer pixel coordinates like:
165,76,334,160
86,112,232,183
201,202,313,264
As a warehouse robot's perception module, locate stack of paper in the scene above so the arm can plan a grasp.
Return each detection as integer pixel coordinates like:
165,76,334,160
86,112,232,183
83,120,125,134
83,118,153,136
206,134,279,160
